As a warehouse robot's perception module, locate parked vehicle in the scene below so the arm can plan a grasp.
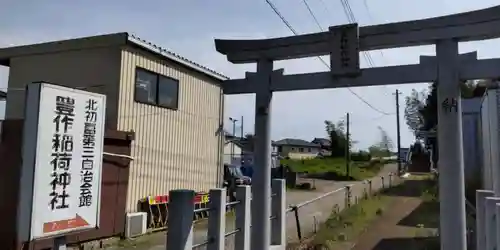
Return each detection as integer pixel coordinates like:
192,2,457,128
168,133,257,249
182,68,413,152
223,164,251,187
240,154,284,179
223,164,251,202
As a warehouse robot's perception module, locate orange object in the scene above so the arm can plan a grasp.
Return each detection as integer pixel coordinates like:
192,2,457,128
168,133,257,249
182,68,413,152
43,214,89,233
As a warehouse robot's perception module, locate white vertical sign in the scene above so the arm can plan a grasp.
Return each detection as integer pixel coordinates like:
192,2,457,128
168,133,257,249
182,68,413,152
17,82,106,241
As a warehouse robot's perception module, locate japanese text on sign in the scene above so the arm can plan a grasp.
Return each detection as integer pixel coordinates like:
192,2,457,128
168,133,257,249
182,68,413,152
18,83,106,241
80,99,99,207
50,96,75,210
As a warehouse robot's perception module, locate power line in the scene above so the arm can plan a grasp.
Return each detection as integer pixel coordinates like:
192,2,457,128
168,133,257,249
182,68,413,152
304,0,376,68
267,0,391,115
337,0,391,95
360,0,387,62
339,0,376,67
362,0,375,21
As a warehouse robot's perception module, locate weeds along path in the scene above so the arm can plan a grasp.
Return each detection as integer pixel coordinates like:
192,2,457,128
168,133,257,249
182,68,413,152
286,164,399,243
103,164,398,250
350,178,439,250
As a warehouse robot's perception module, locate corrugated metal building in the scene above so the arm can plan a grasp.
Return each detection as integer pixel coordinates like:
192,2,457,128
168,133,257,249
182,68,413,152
0,90,5,137
461,98,482,182
0,33,226,212
480,89,500,191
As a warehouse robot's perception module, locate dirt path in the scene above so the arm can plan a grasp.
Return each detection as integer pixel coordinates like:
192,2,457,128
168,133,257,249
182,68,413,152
351,179,439,250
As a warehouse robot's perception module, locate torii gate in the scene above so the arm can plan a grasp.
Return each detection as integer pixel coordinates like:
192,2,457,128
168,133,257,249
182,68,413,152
215,5,500,250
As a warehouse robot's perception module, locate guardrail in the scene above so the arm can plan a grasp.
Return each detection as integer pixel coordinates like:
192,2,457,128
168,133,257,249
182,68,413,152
288,173,398,241
164,172,399,249
166,179,286,250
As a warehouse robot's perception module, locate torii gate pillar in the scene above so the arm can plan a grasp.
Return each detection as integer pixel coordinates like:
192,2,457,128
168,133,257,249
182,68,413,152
436,39,467,250
252,59,274,249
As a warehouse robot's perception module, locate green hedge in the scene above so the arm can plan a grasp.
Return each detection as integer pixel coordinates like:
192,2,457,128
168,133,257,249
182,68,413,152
351,151,372,162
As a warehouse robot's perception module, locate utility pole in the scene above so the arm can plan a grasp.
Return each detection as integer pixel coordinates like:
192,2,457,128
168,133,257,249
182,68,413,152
240,115,244,164
345,112,350,178
240,115,244,139
229,117,238,162
394,89,402,174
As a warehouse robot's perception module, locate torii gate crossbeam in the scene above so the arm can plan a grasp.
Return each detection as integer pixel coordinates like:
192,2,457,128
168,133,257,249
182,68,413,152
215,6,500,250
223,54,500,95
215,5,500,63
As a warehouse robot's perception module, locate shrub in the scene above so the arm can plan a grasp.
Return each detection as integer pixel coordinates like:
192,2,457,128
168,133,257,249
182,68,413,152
351,151,372,162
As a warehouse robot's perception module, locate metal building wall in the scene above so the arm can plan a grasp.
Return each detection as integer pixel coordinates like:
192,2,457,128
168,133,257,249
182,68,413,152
4,47,122,124
117,47,223,212
480,89,499,190
462,98,482,182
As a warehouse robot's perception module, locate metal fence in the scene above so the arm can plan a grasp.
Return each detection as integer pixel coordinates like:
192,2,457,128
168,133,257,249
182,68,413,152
286,173,400,242
166,179,286,250
163,172,400,249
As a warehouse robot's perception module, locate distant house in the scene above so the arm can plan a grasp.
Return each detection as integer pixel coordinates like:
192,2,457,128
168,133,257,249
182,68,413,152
311,137,331,150
274,138,321,159
224,135,280,166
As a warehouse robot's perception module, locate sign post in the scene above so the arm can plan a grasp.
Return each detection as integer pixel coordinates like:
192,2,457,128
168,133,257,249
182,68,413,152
17,82,106,247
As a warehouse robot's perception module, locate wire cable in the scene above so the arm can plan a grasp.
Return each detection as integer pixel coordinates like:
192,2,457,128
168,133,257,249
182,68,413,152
360,0,386,62
266,0,392,115
337,0,391,94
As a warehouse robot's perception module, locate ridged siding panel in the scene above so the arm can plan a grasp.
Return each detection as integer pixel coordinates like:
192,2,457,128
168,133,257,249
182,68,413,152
481,92,492,190
117,48,222,212
461,99,482,182
480,90,499,191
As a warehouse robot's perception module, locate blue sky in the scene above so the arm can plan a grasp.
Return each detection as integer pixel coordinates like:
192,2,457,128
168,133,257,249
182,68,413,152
1,0,499,150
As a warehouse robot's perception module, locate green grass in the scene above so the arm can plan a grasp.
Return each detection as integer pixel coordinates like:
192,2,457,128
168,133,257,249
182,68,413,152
312,195,390,247
281,157,385,180
298,176,441,250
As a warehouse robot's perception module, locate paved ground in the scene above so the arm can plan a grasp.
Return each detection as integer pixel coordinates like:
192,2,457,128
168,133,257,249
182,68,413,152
350,178,439,250
103,164,398,250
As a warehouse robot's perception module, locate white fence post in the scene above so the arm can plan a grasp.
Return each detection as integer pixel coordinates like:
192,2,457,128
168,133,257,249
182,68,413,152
477,190,494,250
207,188,226,250
271,179,286,246
495,203,500,250
235,185,251,250
166,189,195,250
485,197,500,250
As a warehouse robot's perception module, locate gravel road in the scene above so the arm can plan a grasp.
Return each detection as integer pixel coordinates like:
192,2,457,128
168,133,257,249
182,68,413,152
103,164,398,250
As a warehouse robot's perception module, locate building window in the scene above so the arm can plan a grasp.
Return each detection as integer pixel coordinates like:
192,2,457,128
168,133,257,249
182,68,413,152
278,146,282,153
308,148,312,153
299,148,304,152
291,147,295,151
135,67,179,109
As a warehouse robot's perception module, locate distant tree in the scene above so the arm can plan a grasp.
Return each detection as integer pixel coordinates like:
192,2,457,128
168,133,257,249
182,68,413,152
405,80,488,163
405,80,484,139
325,120,350,157
368,145,390,158
377,126,394,155
404,89,427,138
